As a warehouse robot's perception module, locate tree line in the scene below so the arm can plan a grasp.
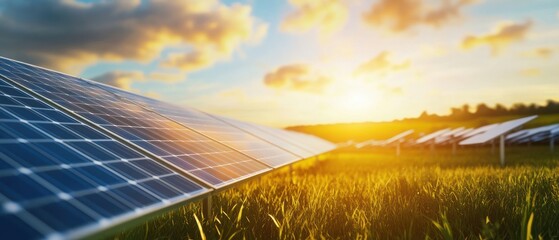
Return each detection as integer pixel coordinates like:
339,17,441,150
416,99,559,121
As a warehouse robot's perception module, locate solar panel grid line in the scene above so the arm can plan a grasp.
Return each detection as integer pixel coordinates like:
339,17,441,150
0,74,211,239
0,73,216,191
243,123,320,155
86,80,301,168
79,79,277,170
286,132,332,155
86,79,308,167
201,111,311,160
0,75,210,223
0,57,271,188
210,115,317,159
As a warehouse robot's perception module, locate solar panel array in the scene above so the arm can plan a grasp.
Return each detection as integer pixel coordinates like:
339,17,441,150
89,83,302,168
0,56,336,239
460,116,537,145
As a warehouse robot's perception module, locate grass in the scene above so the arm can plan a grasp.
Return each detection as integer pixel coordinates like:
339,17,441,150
110,145,559,239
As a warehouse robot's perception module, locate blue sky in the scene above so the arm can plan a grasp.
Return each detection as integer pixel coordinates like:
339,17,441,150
1,0,558,127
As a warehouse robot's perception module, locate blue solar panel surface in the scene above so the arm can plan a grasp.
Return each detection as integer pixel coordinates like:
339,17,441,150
92,83,302,168
0,57,270,187
0,76,208,239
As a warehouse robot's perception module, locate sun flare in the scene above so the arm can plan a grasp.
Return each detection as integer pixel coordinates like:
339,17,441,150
338,89,378,112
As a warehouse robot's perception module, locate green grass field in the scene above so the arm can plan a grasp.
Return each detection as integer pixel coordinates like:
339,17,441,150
110,146,559,239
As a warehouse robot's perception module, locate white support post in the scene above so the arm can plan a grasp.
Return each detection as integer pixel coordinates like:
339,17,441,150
499,135,505,167
396,141,401,157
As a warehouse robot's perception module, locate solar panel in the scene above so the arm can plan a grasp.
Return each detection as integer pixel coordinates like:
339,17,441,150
435,127,465,144
506,129,530,142
0,57,270,188
215,115,317,158
461,124,498,139
415,128,451,144
89,82,302,168
507,124,559,143
0,76,209,239
384,130,414,145
284,131,337,154
460,116,537,145
452,128,473,138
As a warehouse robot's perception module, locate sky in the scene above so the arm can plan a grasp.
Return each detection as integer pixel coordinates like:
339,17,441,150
0,0,558,127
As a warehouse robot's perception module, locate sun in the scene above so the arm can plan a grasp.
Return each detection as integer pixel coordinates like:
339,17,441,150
338,89,378,112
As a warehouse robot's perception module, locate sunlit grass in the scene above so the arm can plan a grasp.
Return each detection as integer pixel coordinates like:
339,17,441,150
111,146,559,239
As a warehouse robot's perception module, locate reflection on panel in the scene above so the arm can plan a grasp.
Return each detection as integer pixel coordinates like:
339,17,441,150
0,76,208,239
91,84,302,167
0,57,270,187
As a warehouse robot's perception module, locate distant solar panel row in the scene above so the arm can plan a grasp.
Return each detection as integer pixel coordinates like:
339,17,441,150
0,56,336,239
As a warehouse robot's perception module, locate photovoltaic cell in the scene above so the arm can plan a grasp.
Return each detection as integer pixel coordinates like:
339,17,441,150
89,83,302,168
281,130,337,154
215,115,318,158
0,76,208,239
0,57,270,187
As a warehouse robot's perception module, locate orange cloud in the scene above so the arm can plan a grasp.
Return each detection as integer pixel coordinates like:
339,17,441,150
520,68,541,77
462,20,532,55
523,47,553,58
282,0,348,34
0,0,266,74
362,0,476,32
91,71,145,91
146,72,186,84
162,51,215,72
263,64,332,93
354,52,410,77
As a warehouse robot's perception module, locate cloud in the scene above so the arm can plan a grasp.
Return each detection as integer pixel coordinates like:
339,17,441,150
146,72,185,84
162,50,215,72
520,68,541,77
354,51,410,77
461,20,532,55
0,0,267,74
362,0,476,32
282,0,348,34
523,47,553,58
91,71,144,90
263,64,332,93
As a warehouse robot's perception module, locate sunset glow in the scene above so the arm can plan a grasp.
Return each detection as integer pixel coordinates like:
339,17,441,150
0,0,557,127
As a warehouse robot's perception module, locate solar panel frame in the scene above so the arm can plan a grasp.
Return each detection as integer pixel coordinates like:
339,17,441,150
0,73,211,239
0,56,271,188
